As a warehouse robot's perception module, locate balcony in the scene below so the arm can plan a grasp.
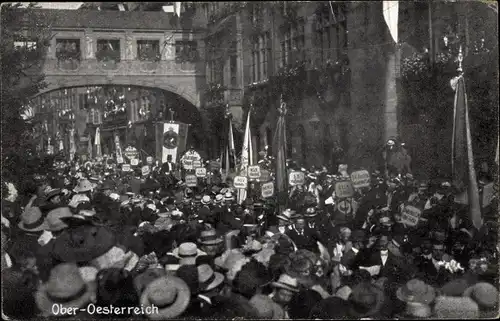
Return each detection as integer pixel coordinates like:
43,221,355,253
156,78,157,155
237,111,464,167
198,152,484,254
42,58,206,76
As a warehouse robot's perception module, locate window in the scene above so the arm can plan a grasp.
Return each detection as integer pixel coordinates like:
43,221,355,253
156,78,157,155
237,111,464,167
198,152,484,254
56,39,81,60
14,40,37,51
211,58,223,84
316,3,348,64
281,20,304,67
175,40,198,62
89,108,102,125
137,40,160,61
230,55,237,87
96,39,121,62
252,33,270,83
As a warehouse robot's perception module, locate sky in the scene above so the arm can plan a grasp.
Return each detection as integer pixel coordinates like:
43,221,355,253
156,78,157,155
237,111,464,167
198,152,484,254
17,2,83,9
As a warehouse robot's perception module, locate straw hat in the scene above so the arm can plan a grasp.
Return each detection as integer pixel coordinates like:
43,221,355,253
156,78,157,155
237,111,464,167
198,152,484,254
396,279,436,305
215,194,224,203
348,282,385,318
201,195,211,205
197,264,224,292
197,229,223,245
276,209,294,222
171,242,206,266
45,207,73,232
35,263,96,316
73,179,95,193
140,276,191,320
18,207,47,232
45,188,64,201
271,274,300,293
223,192,234,202
249,294,285,319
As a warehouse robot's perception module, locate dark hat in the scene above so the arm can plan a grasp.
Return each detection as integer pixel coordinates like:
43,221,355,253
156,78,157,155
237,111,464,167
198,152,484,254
348,282,385,318
351,229,366,242
197,229,223,245
310,297,350,319
249,294,285,319
289,289,323,319
45,188,64,201
243,198,253,207
52,224,116,263
98,179,115,191
2,268,39,319
176,264,200,295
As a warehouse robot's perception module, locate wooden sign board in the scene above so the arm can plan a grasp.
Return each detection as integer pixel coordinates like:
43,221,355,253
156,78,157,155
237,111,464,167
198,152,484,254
146,156,153,164
261,182,274,198
233,176,248,189
195,167,207,178
185,175,198,187
122,164,131,172
248,165,261,179
351,170,371,189
141,165,150,176
117,156,124,164
193,160,202,168
401,205,422,227
130,158,139,166
289,171,305,186
335,181,354,198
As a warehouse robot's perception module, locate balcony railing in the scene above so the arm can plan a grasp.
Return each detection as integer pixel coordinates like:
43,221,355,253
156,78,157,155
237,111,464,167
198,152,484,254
42,58,206,75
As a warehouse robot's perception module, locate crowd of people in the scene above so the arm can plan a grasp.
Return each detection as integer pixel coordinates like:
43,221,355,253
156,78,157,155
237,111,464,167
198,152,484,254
1,148,498,319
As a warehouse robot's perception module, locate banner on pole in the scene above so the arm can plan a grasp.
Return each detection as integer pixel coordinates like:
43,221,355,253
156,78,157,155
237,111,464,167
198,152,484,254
185,175,198,187
351,170,371,189
289,171,305,186
248,165,261,179
335,181,355,198
233,176,248,189
261,182,274,198
195,167,207,178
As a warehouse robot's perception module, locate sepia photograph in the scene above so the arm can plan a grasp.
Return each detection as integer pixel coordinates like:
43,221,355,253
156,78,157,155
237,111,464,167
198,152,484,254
1,1,498,319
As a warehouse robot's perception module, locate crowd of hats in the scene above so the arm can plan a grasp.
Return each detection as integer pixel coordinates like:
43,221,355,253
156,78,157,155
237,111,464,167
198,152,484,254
1,156,499,320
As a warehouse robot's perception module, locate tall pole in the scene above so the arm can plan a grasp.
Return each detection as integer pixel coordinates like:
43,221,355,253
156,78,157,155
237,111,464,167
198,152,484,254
428,1,434,64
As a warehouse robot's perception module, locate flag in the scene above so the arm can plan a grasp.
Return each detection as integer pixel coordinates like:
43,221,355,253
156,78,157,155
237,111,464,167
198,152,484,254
114,133,123,159
495,136,499,166
229,117,236,164
383,1,399,43
95,127,102,158
59,138,64,152
237,109,253,204
174,2,182,17
451,75,482,229
273,97,288,211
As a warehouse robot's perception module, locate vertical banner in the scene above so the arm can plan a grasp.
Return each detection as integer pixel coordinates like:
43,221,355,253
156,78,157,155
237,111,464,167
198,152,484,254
47,137,53,155
274,97,288,212
115,132,123,159
88,135,93,159
162,122,180,163
451,75,481,229
95,127,102,158
229,117,236,167
238,110,253,204
59,138,64,152
69,129,76,161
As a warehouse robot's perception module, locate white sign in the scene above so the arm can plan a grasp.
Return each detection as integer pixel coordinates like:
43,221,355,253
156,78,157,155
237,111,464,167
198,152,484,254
193,160,202,168
185,175,198,187
146,156,153,164
122,164,131,172
350,170,371,189
117,156,124,164
248,165,261,179
195,167,207,178
141,165,150,176
288,171,305,186
335,181,354,198
130,158,139,166
401,205,422,227
261,182,274,198
233,176,248,189
183,160,193,170
124,146,139,159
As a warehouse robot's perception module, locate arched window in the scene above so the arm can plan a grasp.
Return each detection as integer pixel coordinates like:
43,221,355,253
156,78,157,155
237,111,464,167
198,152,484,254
298,125,307,165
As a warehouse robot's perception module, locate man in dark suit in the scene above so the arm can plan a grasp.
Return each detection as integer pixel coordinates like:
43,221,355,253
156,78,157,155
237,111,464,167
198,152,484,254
160,155,176,174
414,241,453,287
362,233,413,283
288,217,317,253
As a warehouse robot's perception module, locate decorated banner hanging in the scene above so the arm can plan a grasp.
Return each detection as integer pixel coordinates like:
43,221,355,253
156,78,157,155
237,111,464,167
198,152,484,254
87,135,93,159
69,128,76,161
114,133,123,160
237,108,253,204
95,127,102,158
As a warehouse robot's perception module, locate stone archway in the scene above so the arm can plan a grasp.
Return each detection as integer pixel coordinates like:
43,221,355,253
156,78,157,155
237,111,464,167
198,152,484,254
33,75,202,110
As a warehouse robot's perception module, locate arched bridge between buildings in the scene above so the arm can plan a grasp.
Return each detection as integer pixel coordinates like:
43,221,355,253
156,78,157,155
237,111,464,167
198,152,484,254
36,59,205,109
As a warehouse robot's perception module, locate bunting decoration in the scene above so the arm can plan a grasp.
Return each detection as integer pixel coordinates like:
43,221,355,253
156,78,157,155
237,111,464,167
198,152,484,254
451,65,482,229
174,2,182,17
237,107,253,204
95,127,102,158
383,1,399,43
273,96,288,211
